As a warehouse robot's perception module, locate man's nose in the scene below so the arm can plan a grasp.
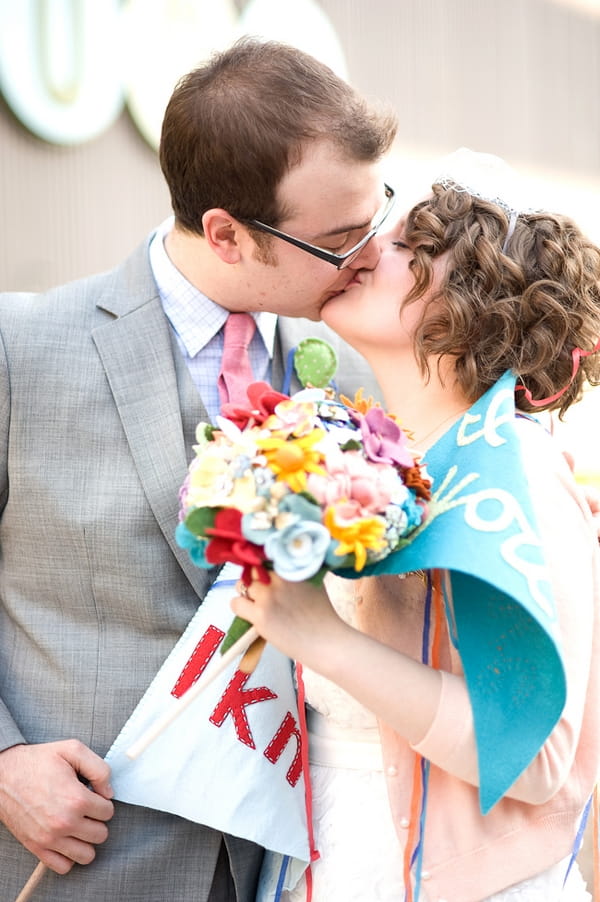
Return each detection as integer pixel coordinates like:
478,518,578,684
349,234,381,270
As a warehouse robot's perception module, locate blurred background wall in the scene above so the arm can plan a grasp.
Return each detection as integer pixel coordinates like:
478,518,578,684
1,0,599,294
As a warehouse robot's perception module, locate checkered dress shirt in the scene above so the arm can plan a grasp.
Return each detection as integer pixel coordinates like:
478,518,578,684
149,219,275,422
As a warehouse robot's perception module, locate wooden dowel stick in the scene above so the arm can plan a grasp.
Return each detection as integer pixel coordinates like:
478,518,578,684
238,636,267,674
14,860,47,902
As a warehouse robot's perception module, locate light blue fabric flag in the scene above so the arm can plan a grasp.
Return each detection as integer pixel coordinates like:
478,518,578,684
343,371,566,814
105,562,310,866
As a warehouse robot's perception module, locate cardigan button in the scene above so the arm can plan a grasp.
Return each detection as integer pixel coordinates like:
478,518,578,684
386,764,398,777
421,870,431,880
399,817,410,828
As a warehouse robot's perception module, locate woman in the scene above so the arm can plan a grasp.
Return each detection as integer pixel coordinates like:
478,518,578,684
233,149,600,901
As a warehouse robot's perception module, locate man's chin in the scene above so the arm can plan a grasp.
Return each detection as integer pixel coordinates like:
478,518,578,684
323,286,347,304
314,292,342,320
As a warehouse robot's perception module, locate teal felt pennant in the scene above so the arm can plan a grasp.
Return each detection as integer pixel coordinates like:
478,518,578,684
338,371,566,813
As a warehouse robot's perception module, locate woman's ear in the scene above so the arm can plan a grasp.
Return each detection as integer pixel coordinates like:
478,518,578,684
202,209,244,264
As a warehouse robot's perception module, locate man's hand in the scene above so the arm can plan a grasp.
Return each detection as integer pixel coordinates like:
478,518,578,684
0,740,114,874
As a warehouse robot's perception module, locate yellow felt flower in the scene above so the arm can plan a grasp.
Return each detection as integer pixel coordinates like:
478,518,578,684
187,454,231,508
226,473,261,513
324,504,387,571
256,429,327,492
187,451,258,512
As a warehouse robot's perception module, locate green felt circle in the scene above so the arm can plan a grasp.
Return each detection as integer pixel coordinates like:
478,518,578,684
293,338,338,388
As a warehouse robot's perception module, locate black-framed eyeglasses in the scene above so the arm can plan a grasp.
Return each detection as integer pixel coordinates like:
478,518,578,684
245,184,396,270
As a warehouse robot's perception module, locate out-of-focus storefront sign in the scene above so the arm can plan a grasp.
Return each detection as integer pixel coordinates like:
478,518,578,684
0,0,347,148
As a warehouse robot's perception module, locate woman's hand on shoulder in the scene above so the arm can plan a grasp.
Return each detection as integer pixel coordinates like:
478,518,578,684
581,483,600,538
561,449,600,540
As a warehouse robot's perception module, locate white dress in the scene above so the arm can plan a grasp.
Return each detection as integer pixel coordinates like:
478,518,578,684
282,578,591,902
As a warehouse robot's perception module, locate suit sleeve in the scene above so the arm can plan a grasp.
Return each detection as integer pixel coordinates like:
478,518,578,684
0,319,27,751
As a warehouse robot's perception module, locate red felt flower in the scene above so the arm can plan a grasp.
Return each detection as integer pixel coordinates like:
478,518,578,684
205,507,271,583
220,381,290,430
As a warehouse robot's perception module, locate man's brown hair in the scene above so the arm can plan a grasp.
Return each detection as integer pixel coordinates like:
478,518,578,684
159,38,397,235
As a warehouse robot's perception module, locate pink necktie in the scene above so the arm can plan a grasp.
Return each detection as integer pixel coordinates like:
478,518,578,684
217,313,257,408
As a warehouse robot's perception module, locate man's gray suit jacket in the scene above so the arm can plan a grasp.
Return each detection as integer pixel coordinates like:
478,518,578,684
0,238,380,901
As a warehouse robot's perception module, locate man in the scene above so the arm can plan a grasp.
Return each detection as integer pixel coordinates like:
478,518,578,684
0,38,396,900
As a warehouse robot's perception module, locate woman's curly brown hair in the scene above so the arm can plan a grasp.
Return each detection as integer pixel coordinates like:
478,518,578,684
403,185,600,418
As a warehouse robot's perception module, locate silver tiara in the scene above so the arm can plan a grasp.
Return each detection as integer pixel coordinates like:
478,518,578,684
431,148,542,250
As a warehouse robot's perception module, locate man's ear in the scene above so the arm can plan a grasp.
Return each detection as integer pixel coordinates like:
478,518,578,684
202,209,244,264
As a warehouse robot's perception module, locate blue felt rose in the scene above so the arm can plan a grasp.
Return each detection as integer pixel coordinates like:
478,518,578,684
402,494,427,532
265,520,331,581
242,493,322,546
175,521,211,568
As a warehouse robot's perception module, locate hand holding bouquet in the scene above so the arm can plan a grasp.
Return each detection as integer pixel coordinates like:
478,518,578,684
177,381,431,654
124,361,432,760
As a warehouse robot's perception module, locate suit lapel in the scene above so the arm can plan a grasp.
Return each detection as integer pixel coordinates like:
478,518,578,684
170,328,208,459
272,317,305,394
92,288,212,599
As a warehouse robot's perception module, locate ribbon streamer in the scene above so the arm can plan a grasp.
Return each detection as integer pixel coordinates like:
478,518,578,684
516,339,600,407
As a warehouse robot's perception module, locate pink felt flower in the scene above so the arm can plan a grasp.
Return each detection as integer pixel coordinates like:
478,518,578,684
220,382,290,430
307,448,397,513
359,407,415,468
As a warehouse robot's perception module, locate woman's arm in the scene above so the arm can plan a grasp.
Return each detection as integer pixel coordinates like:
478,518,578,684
233,422,598,804
232,573,442,746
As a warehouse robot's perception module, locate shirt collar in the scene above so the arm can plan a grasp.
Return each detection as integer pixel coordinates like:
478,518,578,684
149,218,277,358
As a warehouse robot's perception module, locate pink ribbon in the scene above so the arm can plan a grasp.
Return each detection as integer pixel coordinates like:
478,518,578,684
516,338,600,407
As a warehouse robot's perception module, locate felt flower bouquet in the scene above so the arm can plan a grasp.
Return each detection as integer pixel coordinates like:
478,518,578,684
176,380,431,652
